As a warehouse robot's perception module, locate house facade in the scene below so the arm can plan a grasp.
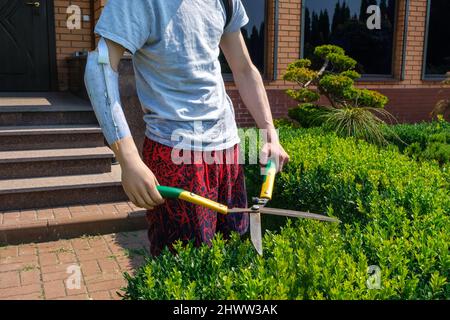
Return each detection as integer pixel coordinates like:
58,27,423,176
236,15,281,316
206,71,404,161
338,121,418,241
1,0,449,122
0,0,449,243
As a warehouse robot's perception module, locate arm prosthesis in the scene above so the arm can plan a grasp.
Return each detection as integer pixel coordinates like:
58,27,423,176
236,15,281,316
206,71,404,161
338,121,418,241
84,37,131,146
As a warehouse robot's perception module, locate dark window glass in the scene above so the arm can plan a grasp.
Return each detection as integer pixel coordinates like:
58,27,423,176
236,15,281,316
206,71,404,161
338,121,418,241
303,0,397,76
220,0,266,74
425,0,450,76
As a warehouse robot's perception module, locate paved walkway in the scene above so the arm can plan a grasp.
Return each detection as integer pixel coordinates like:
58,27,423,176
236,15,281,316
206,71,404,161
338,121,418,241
0,230,149,300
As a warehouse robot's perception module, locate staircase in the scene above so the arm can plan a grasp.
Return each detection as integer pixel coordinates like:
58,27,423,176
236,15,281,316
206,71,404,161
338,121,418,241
0,92,146,245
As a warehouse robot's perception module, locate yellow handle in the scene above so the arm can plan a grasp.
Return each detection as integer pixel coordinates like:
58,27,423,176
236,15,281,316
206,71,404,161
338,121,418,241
260,160,277,200
179,191,229,215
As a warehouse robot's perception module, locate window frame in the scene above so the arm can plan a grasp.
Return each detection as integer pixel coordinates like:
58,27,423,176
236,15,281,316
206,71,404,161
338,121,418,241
422,0,449,81
299,0,400,80
221,0,269,81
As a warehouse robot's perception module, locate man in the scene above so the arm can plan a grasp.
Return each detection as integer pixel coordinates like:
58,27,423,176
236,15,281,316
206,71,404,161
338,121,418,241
84,0,289,256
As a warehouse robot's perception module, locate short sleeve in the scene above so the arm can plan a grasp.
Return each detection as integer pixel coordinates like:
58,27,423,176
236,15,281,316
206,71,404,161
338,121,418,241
94,0,152,54
223,0,249,34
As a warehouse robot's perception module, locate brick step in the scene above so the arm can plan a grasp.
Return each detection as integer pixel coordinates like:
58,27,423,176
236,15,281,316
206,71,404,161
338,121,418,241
0,201,147,245
0,147,114,179
0,125,105,151
0,92,98,126
0,110,98,126
0,165,127,211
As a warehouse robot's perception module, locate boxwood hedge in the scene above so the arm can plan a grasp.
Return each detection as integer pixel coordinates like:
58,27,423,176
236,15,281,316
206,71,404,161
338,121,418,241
123,125,449,300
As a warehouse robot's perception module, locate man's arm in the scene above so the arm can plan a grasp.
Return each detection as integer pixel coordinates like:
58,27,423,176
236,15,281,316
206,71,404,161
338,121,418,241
84,38,164,209
220,31,290,171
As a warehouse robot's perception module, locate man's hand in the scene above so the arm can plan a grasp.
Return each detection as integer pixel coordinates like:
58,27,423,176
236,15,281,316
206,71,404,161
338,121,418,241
110,137,165,210
260,141,290,173
121,159,165,210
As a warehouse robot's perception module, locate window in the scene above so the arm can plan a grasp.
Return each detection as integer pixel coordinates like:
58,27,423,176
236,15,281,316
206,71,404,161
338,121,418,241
302,0,397,76
220,0,267,75
424,0,450,77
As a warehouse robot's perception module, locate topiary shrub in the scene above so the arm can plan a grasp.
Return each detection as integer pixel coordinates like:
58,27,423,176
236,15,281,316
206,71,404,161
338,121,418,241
123,125,449,300
283,45,394,145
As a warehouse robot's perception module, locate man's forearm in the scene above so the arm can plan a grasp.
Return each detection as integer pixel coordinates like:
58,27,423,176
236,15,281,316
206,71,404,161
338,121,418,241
110,136,142,167
84,37,136,164
233,65,279,143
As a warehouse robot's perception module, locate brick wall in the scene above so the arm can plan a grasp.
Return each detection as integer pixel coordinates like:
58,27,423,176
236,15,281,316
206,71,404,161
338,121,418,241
63,0,447,123
54,0,93,91
227,0,447,124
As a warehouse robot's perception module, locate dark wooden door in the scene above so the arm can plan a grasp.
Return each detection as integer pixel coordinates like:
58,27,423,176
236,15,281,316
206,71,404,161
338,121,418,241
0,0,51,91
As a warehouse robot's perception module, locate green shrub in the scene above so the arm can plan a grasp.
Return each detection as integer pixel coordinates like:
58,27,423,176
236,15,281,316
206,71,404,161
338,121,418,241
283,44,393,145
123,125,449,300
287,103,328,128
383,121,450,165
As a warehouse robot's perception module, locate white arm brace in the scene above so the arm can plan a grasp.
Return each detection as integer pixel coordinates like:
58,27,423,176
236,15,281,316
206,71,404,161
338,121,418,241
84,37,131,146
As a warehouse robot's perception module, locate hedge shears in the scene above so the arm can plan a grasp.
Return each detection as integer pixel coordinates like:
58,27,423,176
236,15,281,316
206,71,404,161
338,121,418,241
156,160,340,255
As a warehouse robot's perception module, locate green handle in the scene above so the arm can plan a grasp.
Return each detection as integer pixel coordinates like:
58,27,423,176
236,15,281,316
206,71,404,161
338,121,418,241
156,185,184,199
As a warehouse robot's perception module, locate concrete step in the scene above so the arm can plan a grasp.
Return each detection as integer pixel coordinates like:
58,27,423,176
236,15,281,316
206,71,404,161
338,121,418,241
0,92,97,126
0,201,147,245
0,164,127,211
0,147,114,179
0,125,105,151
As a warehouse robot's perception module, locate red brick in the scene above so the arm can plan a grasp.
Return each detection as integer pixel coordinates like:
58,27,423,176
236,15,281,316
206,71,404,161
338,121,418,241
43,280,66,299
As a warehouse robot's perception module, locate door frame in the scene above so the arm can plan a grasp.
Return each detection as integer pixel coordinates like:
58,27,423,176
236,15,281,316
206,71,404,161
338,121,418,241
46,0,58,91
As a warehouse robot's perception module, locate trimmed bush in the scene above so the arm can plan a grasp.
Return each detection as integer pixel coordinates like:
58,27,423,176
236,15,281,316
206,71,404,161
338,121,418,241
123,125,449,300
384,121,450,165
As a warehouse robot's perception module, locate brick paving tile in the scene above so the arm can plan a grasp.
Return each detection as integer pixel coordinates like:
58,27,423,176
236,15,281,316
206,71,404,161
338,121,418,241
43,280,66,299
87,279,127,293
98,204,119,215
0,271,20,289
0,230,148,300
42,271,71,283
57,252,78,264
37,209,54,220
8,292,43,300
18,245,37,257
89,291,112,300
19,210,37,222
79,260,101,276
0,246,19,258
56,294,89,300
0,284,42,299
40,262,74,275
53,208,72,220
71,238,91,251
66,284,88,297
20,269,41,286
68,206,87,214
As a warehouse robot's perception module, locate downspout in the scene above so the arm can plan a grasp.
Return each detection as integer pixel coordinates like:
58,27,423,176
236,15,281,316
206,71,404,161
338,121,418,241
300,2,305,58
273,0,279,81
401,0,410,80
90,0,96,50
421,0,432,80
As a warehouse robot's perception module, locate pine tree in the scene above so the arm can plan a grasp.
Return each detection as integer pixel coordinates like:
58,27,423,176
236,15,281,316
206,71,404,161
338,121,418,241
359,0,369,22
332,1,342,33
304,7,311,44
311,12,320,47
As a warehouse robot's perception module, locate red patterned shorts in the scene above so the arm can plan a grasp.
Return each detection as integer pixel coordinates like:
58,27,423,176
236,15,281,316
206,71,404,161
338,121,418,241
142,137,249,256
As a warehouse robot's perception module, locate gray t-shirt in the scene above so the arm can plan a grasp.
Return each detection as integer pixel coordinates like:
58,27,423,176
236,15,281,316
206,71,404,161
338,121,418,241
94,0,249,151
